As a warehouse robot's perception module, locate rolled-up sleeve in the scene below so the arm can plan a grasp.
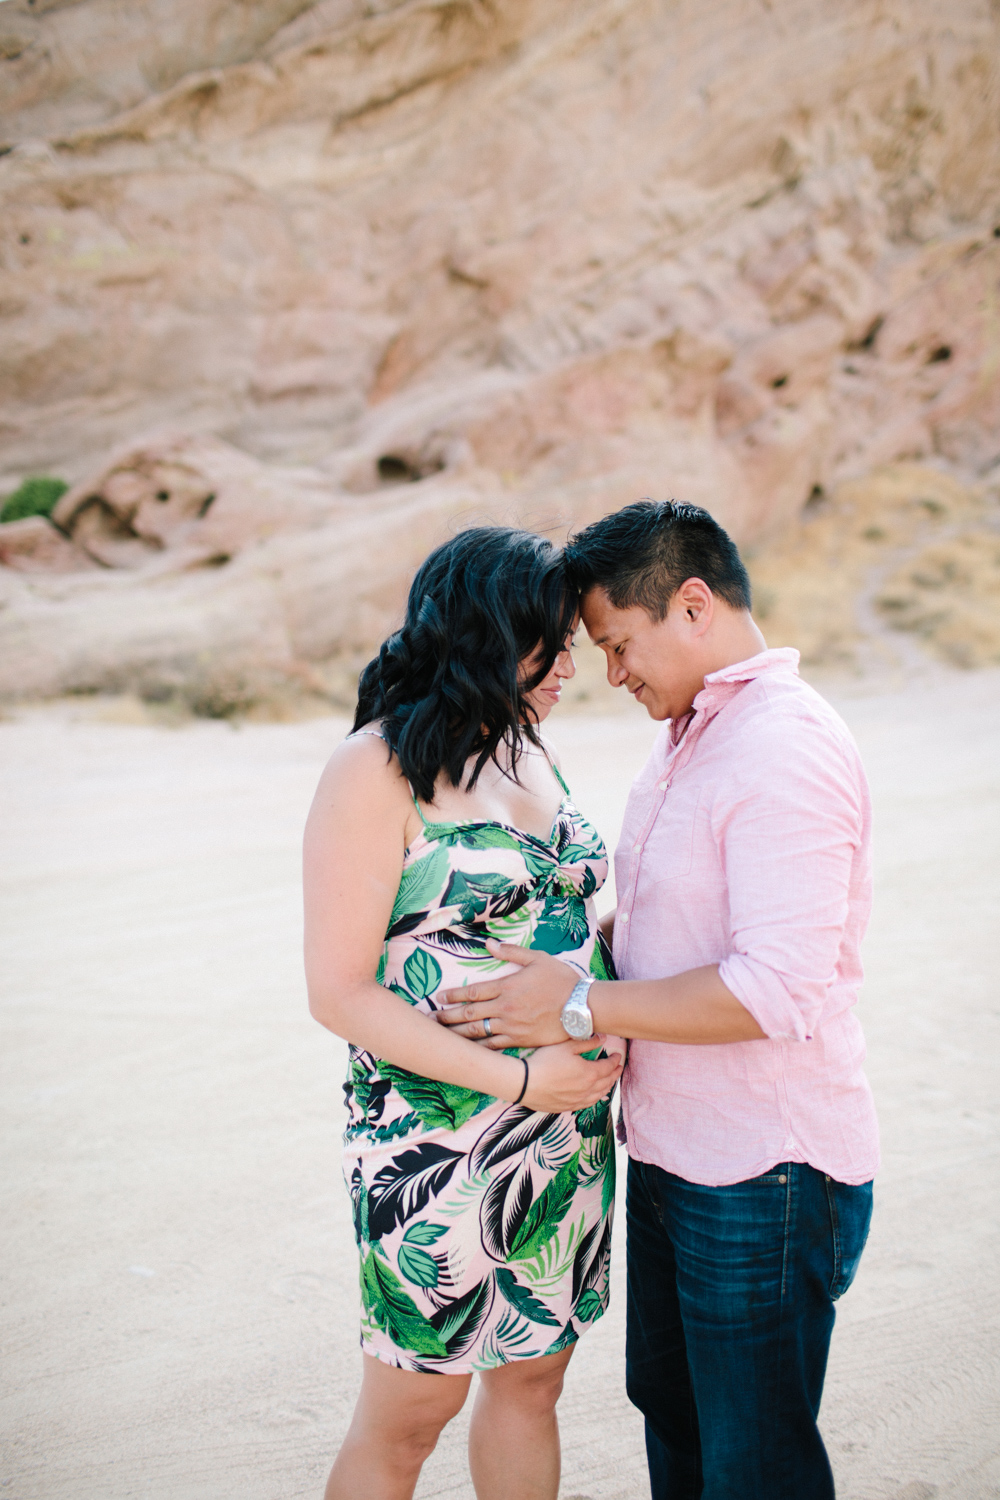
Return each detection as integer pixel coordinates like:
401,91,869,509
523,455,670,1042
715,717,864,1042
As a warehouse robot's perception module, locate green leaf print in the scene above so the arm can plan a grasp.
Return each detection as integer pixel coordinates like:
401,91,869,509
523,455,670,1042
397,1220,448,1289
403,947,443,1000
397,1242,440,1288
542,1319,579,1356
510,1150,581,1260
366,1141,465,1240
348,1166,370,1248
431,1278,494,1354
402,1222,449,1246
360,1247,375,1313
391,844,450,925
481,909,533,950
522,846,557,880
350,1056,374,1114
362,1249,449,1357
574,1287,604,1323
532,896,589,954
556,841,597,865
601,1145,617,1222
370,1111,421,1144
574,1095,610,1139
378,1062,492,1131
376,950,388,985
460,826,521,851
495,1268,560,1326
443,869,516,924
590,930,615,981
468,872,518,894
578,1126,611,1182
438,1167,492,1218
491,1307,536,1358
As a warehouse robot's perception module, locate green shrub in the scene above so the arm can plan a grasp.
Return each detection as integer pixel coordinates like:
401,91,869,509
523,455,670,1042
1,476,69,524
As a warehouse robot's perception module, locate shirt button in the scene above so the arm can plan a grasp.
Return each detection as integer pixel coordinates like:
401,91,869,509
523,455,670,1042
633,844,642,853
619,912,629,924
657,780,667,790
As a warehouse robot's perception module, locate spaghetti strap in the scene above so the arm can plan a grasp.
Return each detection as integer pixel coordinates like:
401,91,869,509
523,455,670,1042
549,759,572,799
410,789,429,826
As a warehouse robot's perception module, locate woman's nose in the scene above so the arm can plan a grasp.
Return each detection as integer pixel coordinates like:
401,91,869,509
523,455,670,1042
555,649,576,678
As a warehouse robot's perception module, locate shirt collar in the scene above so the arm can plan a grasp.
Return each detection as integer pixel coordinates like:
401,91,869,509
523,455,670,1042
668,648,800,744
702,646,800,689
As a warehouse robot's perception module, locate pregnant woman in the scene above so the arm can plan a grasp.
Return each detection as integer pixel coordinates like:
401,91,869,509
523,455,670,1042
303,527,623,1500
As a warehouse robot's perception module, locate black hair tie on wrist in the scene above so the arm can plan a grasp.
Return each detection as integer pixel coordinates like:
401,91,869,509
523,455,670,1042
514,1056,530,1107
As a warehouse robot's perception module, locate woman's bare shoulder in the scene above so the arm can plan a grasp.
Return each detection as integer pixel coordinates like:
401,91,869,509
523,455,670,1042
314,725,410,809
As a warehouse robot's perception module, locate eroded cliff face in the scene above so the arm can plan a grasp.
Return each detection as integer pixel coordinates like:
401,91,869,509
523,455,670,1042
1,0,999,707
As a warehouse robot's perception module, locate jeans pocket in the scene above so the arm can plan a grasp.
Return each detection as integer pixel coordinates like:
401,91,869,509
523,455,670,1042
826,1176,874,1300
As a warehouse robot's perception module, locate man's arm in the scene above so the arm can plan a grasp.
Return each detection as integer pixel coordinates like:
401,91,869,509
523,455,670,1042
435,942,765,1048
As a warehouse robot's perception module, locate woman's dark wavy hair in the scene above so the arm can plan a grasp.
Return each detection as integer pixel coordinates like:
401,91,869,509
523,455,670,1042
353,527,577,803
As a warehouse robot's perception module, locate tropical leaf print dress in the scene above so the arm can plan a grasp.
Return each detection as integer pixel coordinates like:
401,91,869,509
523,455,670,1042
343,758,617,1374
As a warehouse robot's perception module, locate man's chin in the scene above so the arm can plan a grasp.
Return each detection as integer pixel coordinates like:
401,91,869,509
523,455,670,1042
632,687,667,721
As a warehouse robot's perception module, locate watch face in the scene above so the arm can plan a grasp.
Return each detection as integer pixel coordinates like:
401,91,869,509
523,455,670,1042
562,1004,592,1039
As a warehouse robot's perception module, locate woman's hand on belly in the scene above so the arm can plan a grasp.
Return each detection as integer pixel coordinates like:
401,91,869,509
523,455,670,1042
522,1038,623,1114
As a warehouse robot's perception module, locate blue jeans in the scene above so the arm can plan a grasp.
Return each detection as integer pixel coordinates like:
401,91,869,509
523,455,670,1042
625,1157,873,1500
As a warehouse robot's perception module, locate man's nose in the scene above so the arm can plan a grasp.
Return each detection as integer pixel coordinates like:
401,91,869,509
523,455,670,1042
607,658,628,686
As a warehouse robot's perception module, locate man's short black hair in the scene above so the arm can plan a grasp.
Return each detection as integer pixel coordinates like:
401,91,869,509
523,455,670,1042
563,499,751,618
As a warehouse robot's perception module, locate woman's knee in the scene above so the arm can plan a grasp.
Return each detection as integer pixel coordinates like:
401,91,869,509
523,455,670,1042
480,1353,570,1417
382,1416,448,1471
355,1360,469,1465
357,1398,461,1473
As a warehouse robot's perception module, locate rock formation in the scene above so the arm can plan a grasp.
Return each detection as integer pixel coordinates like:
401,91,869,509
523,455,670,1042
1,0,999,708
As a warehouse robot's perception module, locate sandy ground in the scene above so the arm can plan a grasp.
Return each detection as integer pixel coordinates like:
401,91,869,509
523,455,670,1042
2,670,999,1500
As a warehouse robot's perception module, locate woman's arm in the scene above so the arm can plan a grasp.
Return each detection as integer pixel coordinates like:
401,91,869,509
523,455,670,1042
303,735,621,1111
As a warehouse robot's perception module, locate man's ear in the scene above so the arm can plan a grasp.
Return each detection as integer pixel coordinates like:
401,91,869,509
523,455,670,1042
676,577,714,630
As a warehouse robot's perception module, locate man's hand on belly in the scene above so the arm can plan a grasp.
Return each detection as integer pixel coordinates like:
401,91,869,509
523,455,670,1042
436,942,769,1048
435,940,577,1048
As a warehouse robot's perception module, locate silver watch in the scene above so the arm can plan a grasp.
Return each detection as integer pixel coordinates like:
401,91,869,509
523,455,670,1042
560,976,595,1039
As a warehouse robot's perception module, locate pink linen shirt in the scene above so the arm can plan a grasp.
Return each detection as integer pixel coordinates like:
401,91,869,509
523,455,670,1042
614,648,880,1187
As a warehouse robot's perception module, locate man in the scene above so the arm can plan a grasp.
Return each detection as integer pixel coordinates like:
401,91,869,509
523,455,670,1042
437,500,878,1499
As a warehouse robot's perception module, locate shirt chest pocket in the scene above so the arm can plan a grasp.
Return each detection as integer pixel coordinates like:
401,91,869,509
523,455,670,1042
643,787,703,883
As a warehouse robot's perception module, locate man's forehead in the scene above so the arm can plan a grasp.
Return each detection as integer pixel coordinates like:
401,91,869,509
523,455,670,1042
580,589,635,644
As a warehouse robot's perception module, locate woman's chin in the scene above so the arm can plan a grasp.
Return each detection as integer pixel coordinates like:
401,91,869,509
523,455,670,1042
525,695,556,722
